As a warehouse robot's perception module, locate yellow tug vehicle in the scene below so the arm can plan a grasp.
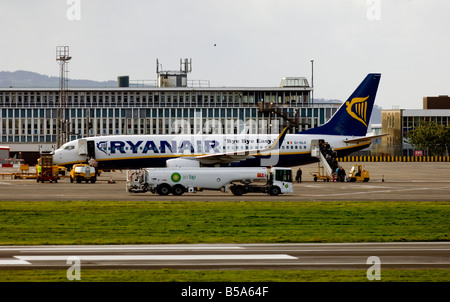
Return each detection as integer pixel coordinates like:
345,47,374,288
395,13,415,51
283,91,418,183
70,163,97,183
348,164,370,182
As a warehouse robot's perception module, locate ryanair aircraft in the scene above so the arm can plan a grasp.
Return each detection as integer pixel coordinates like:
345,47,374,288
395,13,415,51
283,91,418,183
53,74,383,169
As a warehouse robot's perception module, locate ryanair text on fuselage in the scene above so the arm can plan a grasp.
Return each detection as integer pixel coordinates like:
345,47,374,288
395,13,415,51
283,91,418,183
97,138,281,155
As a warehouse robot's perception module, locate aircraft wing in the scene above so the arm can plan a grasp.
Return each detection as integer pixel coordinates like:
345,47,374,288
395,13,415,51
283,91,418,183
194,126,289,165
344,133,390,144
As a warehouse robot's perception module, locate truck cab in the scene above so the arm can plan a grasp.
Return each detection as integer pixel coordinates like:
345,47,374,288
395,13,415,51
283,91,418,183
229,167,293,196
269,167,294,195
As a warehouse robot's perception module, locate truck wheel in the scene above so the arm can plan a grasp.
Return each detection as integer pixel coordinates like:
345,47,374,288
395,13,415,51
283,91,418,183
157,184,171,196
233,185,244,196
172,185,185,196
363,178,369,182
91,177,96,184
269,186,280,196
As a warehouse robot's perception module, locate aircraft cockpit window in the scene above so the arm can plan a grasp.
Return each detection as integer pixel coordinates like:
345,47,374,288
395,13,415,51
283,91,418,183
64,145,75,150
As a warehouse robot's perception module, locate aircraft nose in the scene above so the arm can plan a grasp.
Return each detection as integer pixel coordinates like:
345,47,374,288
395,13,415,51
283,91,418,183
52,150,61,165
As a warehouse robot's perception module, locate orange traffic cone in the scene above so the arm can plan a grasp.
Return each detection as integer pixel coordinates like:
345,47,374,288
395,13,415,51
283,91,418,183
108,176,115,184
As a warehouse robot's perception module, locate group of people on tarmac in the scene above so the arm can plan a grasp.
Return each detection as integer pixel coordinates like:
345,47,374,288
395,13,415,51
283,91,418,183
320,141,347,182
294,141,350,183
334,165,346,182
320,141,338,171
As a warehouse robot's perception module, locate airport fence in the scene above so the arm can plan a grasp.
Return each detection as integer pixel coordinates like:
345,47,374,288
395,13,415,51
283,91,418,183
338,155,450,162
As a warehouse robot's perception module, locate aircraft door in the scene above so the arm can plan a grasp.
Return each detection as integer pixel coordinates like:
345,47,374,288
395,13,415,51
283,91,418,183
87,140,96,159
78,139,87,155
310,139,320,157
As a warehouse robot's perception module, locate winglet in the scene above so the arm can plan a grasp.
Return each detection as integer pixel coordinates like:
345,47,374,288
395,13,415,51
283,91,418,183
265,126,289,151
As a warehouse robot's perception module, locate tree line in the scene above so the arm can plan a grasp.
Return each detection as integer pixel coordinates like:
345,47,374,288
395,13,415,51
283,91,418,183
405,121,450,156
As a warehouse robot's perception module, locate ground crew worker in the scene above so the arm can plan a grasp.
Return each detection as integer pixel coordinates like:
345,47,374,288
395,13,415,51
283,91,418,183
296,168,302,183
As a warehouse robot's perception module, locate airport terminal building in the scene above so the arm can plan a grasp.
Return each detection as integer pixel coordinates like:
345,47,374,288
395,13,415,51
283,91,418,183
0,68,341,163
382,95,450,156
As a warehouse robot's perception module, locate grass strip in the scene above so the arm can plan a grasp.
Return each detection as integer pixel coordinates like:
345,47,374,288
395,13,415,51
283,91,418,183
0,269,449,282
0,201,448,245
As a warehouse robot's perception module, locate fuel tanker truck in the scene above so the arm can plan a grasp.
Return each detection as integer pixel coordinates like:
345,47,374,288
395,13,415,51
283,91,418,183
126,166,293,196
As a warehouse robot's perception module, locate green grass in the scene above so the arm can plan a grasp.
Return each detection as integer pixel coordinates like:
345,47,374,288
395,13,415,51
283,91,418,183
0,269,449,282
0,201,448,245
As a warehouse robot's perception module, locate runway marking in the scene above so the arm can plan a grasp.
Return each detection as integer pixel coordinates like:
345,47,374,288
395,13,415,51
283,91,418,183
300,186,442,198
15,254,297,261
0,259,30,265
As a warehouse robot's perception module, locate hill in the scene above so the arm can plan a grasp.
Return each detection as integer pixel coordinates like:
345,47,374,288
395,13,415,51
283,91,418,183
0,70,116,88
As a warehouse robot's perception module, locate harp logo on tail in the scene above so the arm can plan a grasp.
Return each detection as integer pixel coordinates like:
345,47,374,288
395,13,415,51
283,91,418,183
346,96,370,127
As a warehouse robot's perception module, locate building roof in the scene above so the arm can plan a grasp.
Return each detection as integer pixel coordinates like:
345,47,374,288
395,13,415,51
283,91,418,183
402,109,450,116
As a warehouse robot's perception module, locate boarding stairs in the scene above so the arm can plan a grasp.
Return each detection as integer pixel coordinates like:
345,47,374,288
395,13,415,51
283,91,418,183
310,140,335,181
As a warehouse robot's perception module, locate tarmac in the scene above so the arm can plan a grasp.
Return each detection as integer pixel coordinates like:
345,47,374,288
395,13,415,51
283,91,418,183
1,242,449,270
1,161,450,201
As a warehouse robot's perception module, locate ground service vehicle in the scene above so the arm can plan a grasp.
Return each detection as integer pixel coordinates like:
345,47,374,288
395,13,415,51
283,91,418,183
126,167,293,196
36,154,59,183
348,164,370,182
70,164,97,183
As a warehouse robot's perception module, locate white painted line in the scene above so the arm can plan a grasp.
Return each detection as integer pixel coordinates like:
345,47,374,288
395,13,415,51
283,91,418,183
16,254,297,261
0,259,31,265
304,187,433,197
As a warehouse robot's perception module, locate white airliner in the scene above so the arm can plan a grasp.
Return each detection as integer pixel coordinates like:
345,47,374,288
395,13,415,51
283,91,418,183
53,74,385,169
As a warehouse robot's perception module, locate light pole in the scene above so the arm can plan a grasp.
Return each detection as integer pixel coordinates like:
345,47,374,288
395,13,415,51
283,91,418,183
56,46,72,149
310,59,314,106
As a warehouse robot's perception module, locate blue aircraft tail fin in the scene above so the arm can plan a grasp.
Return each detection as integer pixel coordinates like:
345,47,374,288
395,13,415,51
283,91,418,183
299,73,381,137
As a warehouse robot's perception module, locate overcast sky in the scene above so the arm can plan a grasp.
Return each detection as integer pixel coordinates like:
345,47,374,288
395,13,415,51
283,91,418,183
1,0,449,109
